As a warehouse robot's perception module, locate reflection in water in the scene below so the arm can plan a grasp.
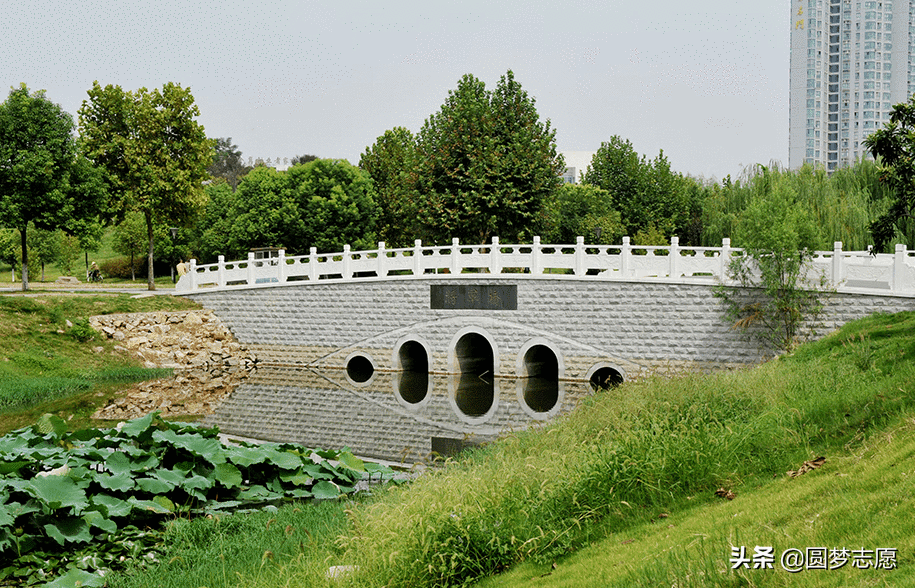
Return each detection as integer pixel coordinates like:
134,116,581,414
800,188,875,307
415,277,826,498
454,372,494,417
397,370,429,404
522,376,559,413
206,365,592,463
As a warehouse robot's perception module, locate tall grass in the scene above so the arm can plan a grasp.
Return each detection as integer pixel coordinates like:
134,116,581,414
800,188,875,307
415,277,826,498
317,312,915,588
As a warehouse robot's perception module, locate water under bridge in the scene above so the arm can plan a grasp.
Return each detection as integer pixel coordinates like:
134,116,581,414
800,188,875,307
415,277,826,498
175,237,915,462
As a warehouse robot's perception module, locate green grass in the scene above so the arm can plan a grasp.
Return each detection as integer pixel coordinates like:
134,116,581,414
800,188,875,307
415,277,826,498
0,292,200,434
107,499,355,588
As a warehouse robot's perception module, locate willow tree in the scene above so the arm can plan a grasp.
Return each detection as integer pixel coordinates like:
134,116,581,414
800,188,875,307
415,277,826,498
79,81,213,290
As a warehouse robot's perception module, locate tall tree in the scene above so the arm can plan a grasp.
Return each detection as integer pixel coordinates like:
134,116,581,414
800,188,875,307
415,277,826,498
79,81,213,290
209,137,251,191
863,96,915,250
290,154,318,166
227,159,377,254
360,127,419,247
584,137,692,241
415,71,564,244
0,84,106,290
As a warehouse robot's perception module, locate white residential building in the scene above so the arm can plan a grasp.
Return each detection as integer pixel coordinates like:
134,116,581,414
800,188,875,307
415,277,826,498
789,0,915,171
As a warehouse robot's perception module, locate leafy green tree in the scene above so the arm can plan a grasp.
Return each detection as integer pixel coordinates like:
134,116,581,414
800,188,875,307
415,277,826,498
715,169,828,353
228,159,377,255
539,183,622,244
79,81,213,290
359,127,420,247
57,232,81,275
112,211,147,280
29,227,60,282
209,137,251,191
584,137,692,241
0,84,106,290
290,154,318,166
862,97,915,250
190,181,240,263
415,71,564,244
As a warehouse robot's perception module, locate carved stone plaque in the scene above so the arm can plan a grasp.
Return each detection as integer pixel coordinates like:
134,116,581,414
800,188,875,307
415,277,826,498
430,284,517,310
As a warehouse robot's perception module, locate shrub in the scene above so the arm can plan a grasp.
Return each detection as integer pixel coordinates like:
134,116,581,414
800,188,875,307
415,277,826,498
99,256,145,279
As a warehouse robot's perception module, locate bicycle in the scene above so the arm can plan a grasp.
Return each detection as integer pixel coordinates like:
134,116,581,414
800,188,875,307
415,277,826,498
88,269,103,283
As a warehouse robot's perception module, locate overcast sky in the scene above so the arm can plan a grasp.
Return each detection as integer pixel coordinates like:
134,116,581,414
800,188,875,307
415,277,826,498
2,0,789,182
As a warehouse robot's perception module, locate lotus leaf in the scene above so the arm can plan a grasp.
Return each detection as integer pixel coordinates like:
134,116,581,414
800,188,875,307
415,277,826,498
43,517,92,545
214,462,242,488
96,472,134,492
89,493,132,517
42,567,104,587
82,510,117,534
311,481,341,500
27,476,89,512
136,477,174,494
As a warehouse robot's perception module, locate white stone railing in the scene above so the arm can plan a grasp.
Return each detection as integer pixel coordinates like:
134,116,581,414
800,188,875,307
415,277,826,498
175,236,915,297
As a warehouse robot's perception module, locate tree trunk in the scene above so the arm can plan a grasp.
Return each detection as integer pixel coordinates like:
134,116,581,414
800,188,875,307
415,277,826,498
20,226,29,291
130,251,135,281
146,211,156,291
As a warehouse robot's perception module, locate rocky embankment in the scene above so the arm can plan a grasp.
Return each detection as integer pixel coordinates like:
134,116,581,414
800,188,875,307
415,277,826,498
89,310,256,420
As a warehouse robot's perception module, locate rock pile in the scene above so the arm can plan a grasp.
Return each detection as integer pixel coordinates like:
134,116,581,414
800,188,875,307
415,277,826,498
89,310,257,420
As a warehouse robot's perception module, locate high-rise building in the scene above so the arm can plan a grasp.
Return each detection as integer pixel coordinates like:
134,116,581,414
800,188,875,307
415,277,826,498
789,0,914,171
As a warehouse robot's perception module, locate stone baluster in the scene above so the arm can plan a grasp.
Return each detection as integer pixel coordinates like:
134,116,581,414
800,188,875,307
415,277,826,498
719,238,731,282
451,238,460,274
491,236,501,274
669,236,679,278
413,239,422,275
343,245,352,280
621,236,631,278
188,259,197,291
218,255,226,287
893,243,906,294
309,247,318,282
245,253,254,285
377,242,388,277
277,249,287,283
832,242,843,287
532,236,543,275
574,236,585,276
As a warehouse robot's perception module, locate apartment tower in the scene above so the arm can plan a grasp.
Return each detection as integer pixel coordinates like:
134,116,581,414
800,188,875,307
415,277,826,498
789,0,915,171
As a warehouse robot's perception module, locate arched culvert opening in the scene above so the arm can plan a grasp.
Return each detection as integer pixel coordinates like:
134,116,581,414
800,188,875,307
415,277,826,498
346,354,375,384
454,332,495,418
398,340,429,404
521,345,559,413
589,365,624,391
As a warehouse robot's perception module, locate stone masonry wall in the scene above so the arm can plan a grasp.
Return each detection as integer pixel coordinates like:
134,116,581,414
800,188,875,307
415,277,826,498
186,277,915,380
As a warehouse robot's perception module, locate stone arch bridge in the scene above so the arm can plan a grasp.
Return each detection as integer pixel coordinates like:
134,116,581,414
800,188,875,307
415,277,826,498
176,237,915,462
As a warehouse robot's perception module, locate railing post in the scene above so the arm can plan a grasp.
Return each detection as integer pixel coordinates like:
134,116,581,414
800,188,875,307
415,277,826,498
491,236,501,274
669,236,679,278
309,247,318,282
621,236,631,278
377,242,388,277
893,243,906,294
719,238,731,283
277,249,287,283
343,245,352,280
413,239,422,276
451,238,460,274
574,236,585,276
188,259,197,291
532,236,543,275
245,253,254,285
218,255,226,287
832,242,843,288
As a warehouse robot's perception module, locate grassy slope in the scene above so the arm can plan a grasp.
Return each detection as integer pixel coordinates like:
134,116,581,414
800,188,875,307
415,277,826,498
239,310,914,588
0,293,200,434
